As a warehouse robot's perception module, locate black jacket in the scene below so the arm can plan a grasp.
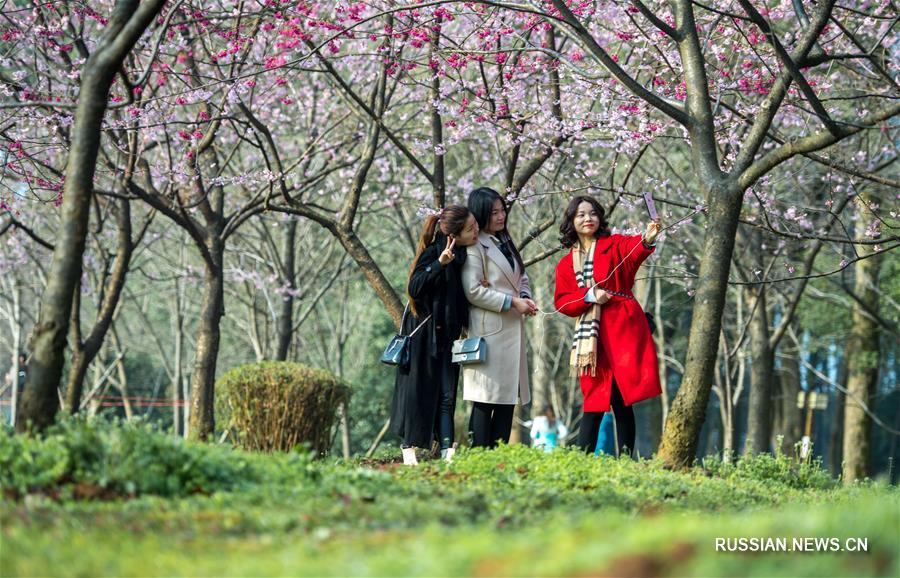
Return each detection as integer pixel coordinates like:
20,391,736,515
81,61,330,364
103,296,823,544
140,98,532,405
389,235,468,447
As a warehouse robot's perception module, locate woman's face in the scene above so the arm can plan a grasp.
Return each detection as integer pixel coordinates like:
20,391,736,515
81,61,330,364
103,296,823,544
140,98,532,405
453,214,480,246
485,198,506,235
573,201,600,238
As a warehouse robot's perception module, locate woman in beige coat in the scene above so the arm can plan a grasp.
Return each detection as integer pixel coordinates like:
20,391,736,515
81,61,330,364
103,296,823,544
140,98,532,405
461,187,537,448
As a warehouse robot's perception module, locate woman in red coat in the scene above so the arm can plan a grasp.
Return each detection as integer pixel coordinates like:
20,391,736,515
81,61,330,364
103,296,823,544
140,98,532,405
553,195,662,456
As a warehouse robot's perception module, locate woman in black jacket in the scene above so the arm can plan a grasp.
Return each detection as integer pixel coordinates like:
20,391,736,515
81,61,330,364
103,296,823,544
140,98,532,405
390,205,480,464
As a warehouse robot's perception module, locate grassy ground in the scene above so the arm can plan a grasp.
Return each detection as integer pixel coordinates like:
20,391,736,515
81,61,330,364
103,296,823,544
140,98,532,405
1,421,897,577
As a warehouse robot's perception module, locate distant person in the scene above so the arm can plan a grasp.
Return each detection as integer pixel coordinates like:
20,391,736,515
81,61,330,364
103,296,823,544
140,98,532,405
594,413,616,456
4,353,26,425
16,353,26,396
530,405,568,452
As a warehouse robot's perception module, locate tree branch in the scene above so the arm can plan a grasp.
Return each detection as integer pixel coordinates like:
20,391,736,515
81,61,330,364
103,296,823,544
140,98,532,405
1,211,55,250
631,0,678,39
548,0,690,126
731,0,836,176
739,102,900,190
736,0,842,136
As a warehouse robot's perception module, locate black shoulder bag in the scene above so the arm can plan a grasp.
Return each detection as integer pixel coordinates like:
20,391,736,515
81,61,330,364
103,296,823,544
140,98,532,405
381,304,431,368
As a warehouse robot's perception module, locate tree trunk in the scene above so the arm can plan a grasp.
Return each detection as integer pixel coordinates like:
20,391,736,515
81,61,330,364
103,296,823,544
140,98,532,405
18,86,104,431
182,349,191,439
429,28,445,208
509,405,523,445
109,328,133,420
335,330,351,459
743,257,775,455
722,402,735,461
339,402,351,459
704,400,722,458
64,198,133,414
842,212,882,482
275,219,297,361
715,334,736,462
87,362,103,417
828,388,847,476
172,277,185,436
654,277,669,437
65,349,91,414
775,344,803,455
828,357,847,475
658,186,743,467
9,284,22,427
188,240,225,441
18,0,167,432
529,283,551,415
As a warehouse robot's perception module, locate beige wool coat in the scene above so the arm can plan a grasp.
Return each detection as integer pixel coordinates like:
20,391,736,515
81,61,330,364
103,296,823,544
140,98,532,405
460,232,532,405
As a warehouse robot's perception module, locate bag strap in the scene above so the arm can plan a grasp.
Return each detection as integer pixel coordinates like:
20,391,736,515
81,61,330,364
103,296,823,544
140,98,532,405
482,241,488,281
408,313,432,337
481,246,488,336
400,302,410,329
399,302,432,337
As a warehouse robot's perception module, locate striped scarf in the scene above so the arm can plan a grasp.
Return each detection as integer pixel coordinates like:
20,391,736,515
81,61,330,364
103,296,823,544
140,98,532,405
570,242,601,376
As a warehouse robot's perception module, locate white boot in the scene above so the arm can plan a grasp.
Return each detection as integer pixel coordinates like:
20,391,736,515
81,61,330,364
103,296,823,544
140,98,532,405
401,447,418,466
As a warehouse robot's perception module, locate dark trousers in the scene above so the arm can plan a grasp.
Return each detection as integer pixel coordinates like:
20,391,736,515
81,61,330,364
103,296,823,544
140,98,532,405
438,366,457,450
469,402,514,448
576,382,636,457
400,350,458,450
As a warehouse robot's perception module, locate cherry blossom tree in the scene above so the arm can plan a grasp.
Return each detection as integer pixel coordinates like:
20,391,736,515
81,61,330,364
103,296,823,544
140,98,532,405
1,1,894,465
3,0,168,432
497,0,900,466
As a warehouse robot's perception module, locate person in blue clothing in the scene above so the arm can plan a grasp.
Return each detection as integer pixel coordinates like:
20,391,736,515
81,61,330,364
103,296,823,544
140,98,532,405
530,405,569,451
594,413,617,456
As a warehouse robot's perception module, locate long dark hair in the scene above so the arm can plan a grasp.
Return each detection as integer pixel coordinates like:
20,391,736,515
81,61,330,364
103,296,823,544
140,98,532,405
559,195,611,248
467,187,525,272
407,204,470,316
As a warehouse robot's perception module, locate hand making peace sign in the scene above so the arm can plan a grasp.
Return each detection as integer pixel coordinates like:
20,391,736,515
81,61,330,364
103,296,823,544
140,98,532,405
438,236,457,266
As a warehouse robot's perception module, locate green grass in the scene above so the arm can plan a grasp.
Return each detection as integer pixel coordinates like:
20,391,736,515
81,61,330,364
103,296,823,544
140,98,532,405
1,420,897,577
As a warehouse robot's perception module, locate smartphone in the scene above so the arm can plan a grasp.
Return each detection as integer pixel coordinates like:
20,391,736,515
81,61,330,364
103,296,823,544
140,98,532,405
642,191,658,222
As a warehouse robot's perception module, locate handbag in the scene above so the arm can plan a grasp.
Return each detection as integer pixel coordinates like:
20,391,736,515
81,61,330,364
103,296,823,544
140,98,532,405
451,337,486,364
380,304,431,368
451,243,493,365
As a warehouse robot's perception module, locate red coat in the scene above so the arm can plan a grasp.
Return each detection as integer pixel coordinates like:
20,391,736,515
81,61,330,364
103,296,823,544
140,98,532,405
553,234,662,412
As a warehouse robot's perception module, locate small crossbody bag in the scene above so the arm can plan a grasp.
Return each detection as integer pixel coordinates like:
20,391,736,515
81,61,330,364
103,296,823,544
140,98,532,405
452,244,502,365
381,304,431,369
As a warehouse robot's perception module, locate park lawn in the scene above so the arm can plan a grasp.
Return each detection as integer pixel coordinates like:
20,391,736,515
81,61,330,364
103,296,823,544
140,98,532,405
1,421,898,577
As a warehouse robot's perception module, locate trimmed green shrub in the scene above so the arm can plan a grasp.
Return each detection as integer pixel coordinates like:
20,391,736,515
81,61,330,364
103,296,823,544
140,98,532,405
216,361,349,454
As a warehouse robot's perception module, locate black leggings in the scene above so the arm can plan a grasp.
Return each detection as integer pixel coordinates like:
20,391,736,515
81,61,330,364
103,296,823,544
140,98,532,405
576,383,636,457
438,367,456,450
469,402,514,448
